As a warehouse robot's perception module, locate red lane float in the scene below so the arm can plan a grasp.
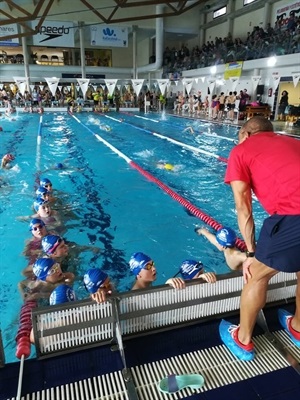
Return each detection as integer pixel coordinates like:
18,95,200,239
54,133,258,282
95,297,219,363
130,160,247,252
15,300,37,359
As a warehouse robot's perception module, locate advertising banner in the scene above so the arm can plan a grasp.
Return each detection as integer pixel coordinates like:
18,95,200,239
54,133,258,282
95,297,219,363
31,20,75,47
274,1,300,29
0,24,19,46
90,26,128,47
224,61,243,80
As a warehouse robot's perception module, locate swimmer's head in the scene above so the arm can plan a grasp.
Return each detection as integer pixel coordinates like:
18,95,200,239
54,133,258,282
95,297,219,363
36,186,49,198
40,178,52,190
56,163,64,169
3,153,14,161
164,163,174,171
42,235,63,255
49,284,76,305
29,218,45,231
83,268,108,293
33,197,49,212
129,252,153,276
33,258,56,281
179,260,204,280
216,227,237,248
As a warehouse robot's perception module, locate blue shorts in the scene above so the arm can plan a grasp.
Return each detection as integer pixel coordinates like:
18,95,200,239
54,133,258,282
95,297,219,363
255,214,300,272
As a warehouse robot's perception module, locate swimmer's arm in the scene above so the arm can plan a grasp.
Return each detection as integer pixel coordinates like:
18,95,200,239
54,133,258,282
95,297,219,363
16,215,32,222
195,227,223,251
165,277,186,289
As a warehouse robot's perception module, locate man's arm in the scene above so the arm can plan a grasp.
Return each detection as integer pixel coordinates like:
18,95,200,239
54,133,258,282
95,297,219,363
230,180,255,253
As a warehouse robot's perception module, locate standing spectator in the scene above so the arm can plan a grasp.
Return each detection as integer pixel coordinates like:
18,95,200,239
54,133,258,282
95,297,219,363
278,90,289,120
219,116,300,361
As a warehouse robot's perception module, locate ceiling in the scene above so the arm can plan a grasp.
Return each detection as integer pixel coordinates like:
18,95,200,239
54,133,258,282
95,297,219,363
0,0,209,40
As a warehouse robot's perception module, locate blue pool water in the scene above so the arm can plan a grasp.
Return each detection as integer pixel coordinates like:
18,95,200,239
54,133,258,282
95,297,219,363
0,111,268,363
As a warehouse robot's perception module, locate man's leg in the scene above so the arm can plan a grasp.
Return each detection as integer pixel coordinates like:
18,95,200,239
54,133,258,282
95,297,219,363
238,259,278,345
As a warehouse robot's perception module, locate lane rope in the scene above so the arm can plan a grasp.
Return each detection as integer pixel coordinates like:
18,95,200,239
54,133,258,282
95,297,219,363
71,113,246,251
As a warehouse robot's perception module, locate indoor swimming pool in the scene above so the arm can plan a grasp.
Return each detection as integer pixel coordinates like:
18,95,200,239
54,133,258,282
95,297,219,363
0,110,268,363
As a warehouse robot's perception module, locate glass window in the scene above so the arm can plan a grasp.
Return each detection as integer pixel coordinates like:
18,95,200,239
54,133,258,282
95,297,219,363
244,0,257,5
213,6,226,19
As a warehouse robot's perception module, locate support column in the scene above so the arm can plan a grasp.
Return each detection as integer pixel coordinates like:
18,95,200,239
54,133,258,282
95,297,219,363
21,26,30,92
198,12,206,47
132,25,138,79
263,1,272,30
227,0,235,36
253,68,261,101
79,22,86,78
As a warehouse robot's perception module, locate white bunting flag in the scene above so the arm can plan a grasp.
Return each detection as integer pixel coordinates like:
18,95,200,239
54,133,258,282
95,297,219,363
131,79,144,97
182,78,194,95
207,78,216,94
29,85,35,92
104,79,118,96
229,77,239,91
13,77,27,96
0,84,3,90
77,78,90,98
45,77,60,97
292,73,300,88
272,73,281,92
39,85,44,91
156,79,169,95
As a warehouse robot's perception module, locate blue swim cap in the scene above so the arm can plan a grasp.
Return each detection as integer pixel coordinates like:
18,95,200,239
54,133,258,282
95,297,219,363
83,268,108,294
180,260,204,280
33,258,56,281
216,227,237,247
40,178,52,187
33,197,49,212
56,163,64,169
129,252,152,276
29,218,45,231
36,186,49,196
42,235,62,255
49,284,76,305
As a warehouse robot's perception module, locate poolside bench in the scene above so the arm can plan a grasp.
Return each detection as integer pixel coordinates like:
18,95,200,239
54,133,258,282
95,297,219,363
31,271,296,359
246,105,271,119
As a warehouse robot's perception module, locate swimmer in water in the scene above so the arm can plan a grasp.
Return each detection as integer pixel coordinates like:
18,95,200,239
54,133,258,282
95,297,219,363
18,258,75,302
1,153,15,169
83,268,113,304
156,161,175,171
195,226,245,271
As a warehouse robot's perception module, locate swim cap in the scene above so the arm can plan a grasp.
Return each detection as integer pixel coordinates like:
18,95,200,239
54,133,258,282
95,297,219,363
164,163,174,171
36,186,49,197
129,252,152,276
29,218,45,231
56,163,64,169
4,153,14,161
180,260,204,280
42,235,62,255
49,284,76,305
33,258,56,281
83,268,108,294
33,197,49,212
216,227,237,247
40,178,52,187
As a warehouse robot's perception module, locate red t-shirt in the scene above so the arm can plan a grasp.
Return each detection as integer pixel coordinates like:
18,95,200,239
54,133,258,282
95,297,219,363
225,132,300,215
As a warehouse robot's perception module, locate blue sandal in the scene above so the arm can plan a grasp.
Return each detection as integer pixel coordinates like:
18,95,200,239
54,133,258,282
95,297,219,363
158,373,205,394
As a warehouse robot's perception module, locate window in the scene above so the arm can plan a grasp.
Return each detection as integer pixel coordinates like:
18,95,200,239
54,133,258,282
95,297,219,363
244,0,257,5
213,6,226,19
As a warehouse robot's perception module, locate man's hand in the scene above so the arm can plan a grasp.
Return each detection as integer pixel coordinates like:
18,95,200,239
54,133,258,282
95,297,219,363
242,257,254,284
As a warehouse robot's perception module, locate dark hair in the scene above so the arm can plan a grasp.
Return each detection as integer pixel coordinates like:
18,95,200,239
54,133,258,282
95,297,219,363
243,116,274,133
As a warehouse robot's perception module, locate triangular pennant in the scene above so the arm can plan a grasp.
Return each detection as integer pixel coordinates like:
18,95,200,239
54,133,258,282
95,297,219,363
207,78,216,94
156,79,169,95
272,74,280,92
251,75,261,91
45,77,60,97
116,85,121,91
194,78,199,84
292,73,300,88
174,81,178,86
0,84,3,90
229,77,239,91
57,86,62,92
125,84,131,91
67,86,71,91
13,77,27,96
29,85,35,92
182,78,194,95
39,85,44,91
100,84,106,90
92,85,97,92
131,79,144,97
10,84,15,91
104,79,118,96
77,78,90,98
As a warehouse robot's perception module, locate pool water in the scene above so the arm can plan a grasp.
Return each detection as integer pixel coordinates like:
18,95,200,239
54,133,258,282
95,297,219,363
0,110,268,363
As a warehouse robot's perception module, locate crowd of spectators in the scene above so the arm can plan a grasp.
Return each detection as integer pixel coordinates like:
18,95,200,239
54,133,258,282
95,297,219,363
162,13,300,79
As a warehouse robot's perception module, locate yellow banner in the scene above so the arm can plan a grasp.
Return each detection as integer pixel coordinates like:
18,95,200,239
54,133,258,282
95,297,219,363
224,61,243,80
